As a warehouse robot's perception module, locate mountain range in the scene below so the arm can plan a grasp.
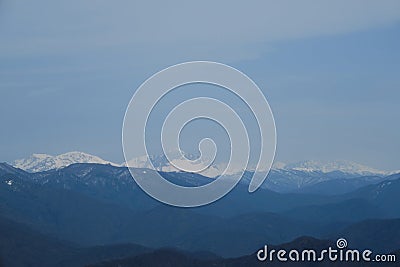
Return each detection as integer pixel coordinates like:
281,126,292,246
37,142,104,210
88,237,400,267
13,152,117,173
13,151,397,175
2,214,397,267
10,152,399,194
0,160,400,266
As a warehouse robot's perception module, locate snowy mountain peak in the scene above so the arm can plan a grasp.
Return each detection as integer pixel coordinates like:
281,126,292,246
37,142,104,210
11,151,396,177
13,152,118,173
123,153,223,178
124,154,395,177
279,160,391,176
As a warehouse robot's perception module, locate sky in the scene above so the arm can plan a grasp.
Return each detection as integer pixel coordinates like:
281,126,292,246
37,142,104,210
0,0,399,170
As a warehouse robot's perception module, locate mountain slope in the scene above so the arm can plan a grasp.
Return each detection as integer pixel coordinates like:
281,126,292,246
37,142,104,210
0,214,74,267
13,152,118,172
0,214,152,267
331,218,400,253
88,236,400,267
344,176,400,218
11,152,398,194
0,166,144,246
2,162,400,260
283,160,392,176
284,177,400,223
0,164,339,257
296,175,384,195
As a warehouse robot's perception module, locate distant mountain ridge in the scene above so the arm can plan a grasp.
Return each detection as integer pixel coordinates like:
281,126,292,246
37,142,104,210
281,160,394,176
9,152,399,194
88,236,400,267
13,152,118,173
1,161,400,261
11,151,397,177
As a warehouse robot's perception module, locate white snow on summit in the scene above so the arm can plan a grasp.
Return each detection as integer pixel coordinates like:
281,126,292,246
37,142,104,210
123,153,223,177
12,151,397,177
13,152,118,173
123,154,396,177
280,160,392,175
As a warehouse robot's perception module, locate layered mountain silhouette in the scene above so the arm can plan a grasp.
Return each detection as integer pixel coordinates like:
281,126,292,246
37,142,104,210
11,152,398,192
0,161,399,266
0,214,150,267
88,237,400,267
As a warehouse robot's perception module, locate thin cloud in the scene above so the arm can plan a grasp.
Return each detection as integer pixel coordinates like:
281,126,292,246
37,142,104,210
1,0,400,61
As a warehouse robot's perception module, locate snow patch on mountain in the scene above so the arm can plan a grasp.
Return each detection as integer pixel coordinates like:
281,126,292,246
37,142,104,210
280,160,393,175
13,152,118,173
12,151,398,177
123,153,224,177
122,154,397,178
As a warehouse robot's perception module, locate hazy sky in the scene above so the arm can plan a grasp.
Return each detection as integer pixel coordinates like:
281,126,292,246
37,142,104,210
1,1,399,170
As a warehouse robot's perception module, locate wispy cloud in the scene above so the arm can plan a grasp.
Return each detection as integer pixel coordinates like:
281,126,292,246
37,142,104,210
1,0,400,61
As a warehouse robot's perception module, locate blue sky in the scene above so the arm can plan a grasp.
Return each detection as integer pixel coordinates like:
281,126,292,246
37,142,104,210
0,1,399,170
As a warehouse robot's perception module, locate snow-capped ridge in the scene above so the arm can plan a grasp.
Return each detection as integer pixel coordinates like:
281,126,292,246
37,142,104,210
12,152,398,177
13,152,118,173
123,153,223,178
276,160,394,176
